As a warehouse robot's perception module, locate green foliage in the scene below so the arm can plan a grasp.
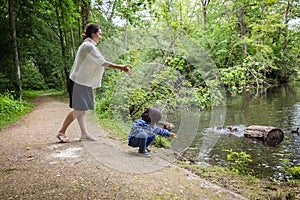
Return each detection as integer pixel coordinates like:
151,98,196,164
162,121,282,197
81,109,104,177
0,93,32,129
223,149,253,175
287,166,300,180
179,162,299,200
97,60,206,121
22,89,61,100
282,159,300,180
221,55,277,96
0,90,61,129
0,0,299,114
0,72,13,93
153,135,171,148
21,60,47,90
95,46,225,125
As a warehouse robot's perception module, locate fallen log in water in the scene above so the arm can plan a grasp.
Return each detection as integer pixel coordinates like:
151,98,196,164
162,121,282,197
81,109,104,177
157,121,175,131
244,125,284,146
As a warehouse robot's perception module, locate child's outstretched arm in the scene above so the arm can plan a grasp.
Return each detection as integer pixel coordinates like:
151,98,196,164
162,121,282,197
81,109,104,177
170,133,177,138
155,127,177,138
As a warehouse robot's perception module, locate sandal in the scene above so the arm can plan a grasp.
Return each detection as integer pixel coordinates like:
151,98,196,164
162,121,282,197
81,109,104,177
57,133,70,143
80,133,97,141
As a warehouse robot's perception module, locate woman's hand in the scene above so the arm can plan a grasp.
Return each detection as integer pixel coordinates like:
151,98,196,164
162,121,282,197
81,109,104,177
122,64,132,75
170,133,177,138
106,63,132,75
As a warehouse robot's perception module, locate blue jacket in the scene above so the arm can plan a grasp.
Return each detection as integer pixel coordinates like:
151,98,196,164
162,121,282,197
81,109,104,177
128,119,171,140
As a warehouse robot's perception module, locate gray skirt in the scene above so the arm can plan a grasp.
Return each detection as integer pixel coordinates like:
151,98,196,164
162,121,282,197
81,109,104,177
68,78,94,111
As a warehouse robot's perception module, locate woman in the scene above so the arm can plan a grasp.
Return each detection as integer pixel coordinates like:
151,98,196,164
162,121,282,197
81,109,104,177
57,24,131,143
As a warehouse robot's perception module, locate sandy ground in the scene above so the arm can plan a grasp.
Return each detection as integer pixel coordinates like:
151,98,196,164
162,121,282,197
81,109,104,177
0,95,248,200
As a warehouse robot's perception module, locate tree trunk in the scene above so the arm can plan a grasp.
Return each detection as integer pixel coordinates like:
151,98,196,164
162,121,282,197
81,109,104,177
239,3,247,56
283,1,291,51
70,26,76,58
260,4,267,79
124,0,131,52
257,3,265,55
9,0,22,101
55,1,68,90
201,0,210,24
81,0,90,32
244,125,284,146
260,4,265,46
70,13,76,58
108,0,117,22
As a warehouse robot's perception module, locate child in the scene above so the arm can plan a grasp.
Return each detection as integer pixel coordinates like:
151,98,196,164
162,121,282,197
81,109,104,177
128,107,177,156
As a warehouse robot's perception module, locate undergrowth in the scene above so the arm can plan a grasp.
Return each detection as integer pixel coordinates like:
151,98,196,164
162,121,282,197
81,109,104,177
0,90,62,129
0,93,32,129
177,161,299,200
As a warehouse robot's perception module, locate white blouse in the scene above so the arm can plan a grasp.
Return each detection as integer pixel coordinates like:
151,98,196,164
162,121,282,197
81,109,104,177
69,38,109,89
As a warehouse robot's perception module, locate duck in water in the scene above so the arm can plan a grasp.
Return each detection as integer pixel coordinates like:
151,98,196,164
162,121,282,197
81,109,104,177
291,127,299,135
227,126,239,133
226,126,240,137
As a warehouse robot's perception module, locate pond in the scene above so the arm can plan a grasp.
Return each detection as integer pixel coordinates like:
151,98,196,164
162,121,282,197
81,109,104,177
187,83,300,179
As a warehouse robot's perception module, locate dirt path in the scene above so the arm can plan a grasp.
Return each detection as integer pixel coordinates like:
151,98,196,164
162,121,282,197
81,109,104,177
0,95,247,200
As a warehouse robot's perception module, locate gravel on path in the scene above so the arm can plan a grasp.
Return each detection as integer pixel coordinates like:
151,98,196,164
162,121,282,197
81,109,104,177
0,95,248,200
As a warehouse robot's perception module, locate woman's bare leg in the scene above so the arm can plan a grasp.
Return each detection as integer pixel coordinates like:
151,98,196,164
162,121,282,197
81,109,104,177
77,112,97,141
77,111,88,134
59,110,96,141
59,110,84,134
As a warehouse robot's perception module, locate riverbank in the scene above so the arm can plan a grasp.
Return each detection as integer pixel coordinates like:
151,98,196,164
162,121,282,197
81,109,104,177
0,94,247,200
100,117,300,200
0,94,299,199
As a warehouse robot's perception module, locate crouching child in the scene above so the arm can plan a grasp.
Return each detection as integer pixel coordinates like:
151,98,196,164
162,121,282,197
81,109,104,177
128,107,177,157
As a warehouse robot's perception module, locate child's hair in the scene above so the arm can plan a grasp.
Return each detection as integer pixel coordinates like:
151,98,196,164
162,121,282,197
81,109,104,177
141,108,151,123
141,107,162,125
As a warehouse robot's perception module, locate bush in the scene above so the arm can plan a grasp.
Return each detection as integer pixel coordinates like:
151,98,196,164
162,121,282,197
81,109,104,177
0,93,32,129
223,149,253,175
282,160,300,180
21,60,47,90
287,166,300,179
153,135,171,148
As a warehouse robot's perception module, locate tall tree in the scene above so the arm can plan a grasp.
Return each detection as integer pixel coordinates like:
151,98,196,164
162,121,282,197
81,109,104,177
81,0,89,32
201,0,210,24
55,0,68,82
8,0,21,100
238,2,247,56
283,1,291,51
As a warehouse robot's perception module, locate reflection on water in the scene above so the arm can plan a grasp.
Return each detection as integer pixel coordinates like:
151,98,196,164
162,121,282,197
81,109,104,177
190,83,300,179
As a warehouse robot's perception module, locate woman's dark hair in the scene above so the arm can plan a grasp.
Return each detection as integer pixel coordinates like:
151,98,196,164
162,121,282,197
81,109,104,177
83,24,101,40
141,107,162,125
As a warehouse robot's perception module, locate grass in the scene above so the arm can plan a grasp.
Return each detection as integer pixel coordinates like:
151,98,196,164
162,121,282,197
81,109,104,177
97,117,300,199
97,117,298,199
0,89,64,130
96,118,130,141
177,161,300,200
2,89,299,199
22,89,67,100
0,93,32,129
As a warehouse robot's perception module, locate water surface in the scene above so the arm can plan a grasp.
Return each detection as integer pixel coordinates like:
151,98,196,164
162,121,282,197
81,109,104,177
190,83,300,179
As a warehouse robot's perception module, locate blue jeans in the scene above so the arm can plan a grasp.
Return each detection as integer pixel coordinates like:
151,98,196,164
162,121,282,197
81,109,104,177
128,132,156,150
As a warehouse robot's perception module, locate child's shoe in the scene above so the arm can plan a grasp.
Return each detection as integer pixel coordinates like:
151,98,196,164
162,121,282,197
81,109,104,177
138,149,151,157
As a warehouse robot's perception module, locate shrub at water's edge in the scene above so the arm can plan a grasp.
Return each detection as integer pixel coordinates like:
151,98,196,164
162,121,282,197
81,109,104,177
177,161,299,200
96,115,300,199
